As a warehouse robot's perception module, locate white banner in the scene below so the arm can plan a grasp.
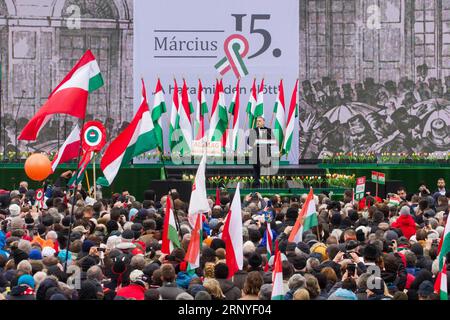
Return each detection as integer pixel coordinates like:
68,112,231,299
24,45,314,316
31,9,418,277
134,0,299,163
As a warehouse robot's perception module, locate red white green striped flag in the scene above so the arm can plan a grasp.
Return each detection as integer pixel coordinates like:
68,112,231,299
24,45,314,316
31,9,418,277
271,250,284,300
264,222,273,272
19,50,103,141
273,80,286,152
228,80,241,152
289,188,317,242
51,125,81,172
161,196,180,255
100,79,158,184
434,262,448,300
151,78,167,151
185,213,202,270
169,80,181,152
68,151,94,188
194,79,209,141
438,215,450,270
179,80,194,155
246,79,257,129
251,79,264,127
282,80,299,156
208,80,228,148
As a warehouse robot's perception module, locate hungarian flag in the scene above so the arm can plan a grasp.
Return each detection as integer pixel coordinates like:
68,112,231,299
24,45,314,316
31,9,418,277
273,80,286,152
282,80,299,156
188,155,210,228
178,79,194,155
438,215,450,270
151,78,167,151
252,78,264,126
51,125,81,172
222,183,243,278
35,188,45,209
68,151,94,188
264,222,274,272
19,50,103,141
194,79,208,141
271,250,284,300
246,79,257,129
169,80,181,152
100,79,158,184
229,80,241,152
434,262,448,300
161,196,180,255
185,213,202,270
208,80,228,148
289,188,317,243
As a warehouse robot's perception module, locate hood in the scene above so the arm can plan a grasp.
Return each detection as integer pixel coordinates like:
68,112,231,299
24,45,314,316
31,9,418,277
176,272,198,289
396,215,416,227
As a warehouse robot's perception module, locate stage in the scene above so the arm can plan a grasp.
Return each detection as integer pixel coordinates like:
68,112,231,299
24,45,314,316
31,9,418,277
0,161,447,200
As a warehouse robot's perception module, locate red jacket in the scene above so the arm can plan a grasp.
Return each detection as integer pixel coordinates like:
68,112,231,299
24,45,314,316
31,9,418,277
392,215,417,240
116,284,146,300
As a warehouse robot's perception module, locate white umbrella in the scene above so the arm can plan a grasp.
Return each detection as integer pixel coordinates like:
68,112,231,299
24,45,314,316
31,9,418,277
323,102,383,124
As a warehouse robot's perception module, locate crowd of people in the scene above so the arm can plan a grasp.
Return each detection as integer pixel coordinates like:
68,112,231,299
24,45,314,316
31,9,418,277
0,174,448,301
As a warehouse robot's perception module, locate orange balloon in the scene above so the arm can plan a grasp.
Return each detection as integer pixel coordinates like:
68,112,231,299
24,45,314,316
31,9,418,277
24,153,52,181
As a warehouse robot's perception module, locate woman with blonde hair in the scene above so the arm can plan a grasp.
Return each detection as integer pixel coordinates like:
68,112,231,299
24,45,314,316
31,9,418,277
203,278,225,300
203,262,215,279
293,288,310,300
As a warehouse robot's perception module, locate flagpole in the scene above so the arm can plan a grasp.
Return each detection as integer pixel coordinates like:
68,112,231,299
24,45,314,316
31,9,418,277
93,152,97,199
64,118,85,273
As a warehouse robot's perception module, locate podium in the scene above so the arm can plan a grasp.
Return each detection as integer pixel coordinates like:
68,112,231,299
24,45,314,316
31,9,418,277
251,139,279,176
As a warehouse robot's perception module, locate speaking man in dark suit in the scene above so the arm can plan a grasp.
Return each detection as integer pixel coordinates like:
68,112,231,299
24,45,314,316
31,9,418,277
249,116,273,187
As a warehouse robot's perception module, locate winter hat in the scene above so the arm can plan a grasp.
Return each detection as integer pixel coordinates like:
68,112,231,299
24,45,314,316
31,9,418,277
129,269,147,286
29,249,43,260
9,204,21,217
57,250,72,263
328,288,357,300
310,243,328,261
18,274,35,289
106,235,121,250
296,242,311,254
399,206,410,216
384,230,399,242
121,229,135,242
42,246,56,258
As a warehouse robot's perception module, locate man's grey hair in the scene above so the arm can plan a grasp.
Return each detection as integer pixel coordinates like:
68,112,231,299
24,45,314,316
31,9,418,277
87,265,104,282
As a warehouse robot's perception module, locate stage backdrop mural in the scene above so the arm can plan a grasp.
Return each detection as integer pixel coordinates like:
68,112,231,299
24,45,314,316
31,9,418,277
134,0,300,163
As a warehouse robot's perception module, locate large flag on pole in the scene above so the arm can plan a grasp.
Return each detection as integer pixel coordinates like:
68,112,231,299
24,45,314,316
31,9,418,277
208,80,228,147
271,250,284,300
51,125,81,172
161,196,181,255
169,79,181,152
188,155,210,227
194,79,208,141
151,78,167,151
179,79,194,155
100,79,158,184
185,213,202,270
229,80,241,153
252,79,265,127
19,50,103,141
288,188,317,243
282,80,299,156
273,80,286,151
434,262,448,300
222,183,243,278
246,79,257,129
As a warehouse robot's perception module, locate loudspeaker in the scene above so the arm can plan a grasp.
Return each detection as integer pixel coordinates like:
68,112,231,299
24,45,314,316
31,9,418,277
149,180,193,203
